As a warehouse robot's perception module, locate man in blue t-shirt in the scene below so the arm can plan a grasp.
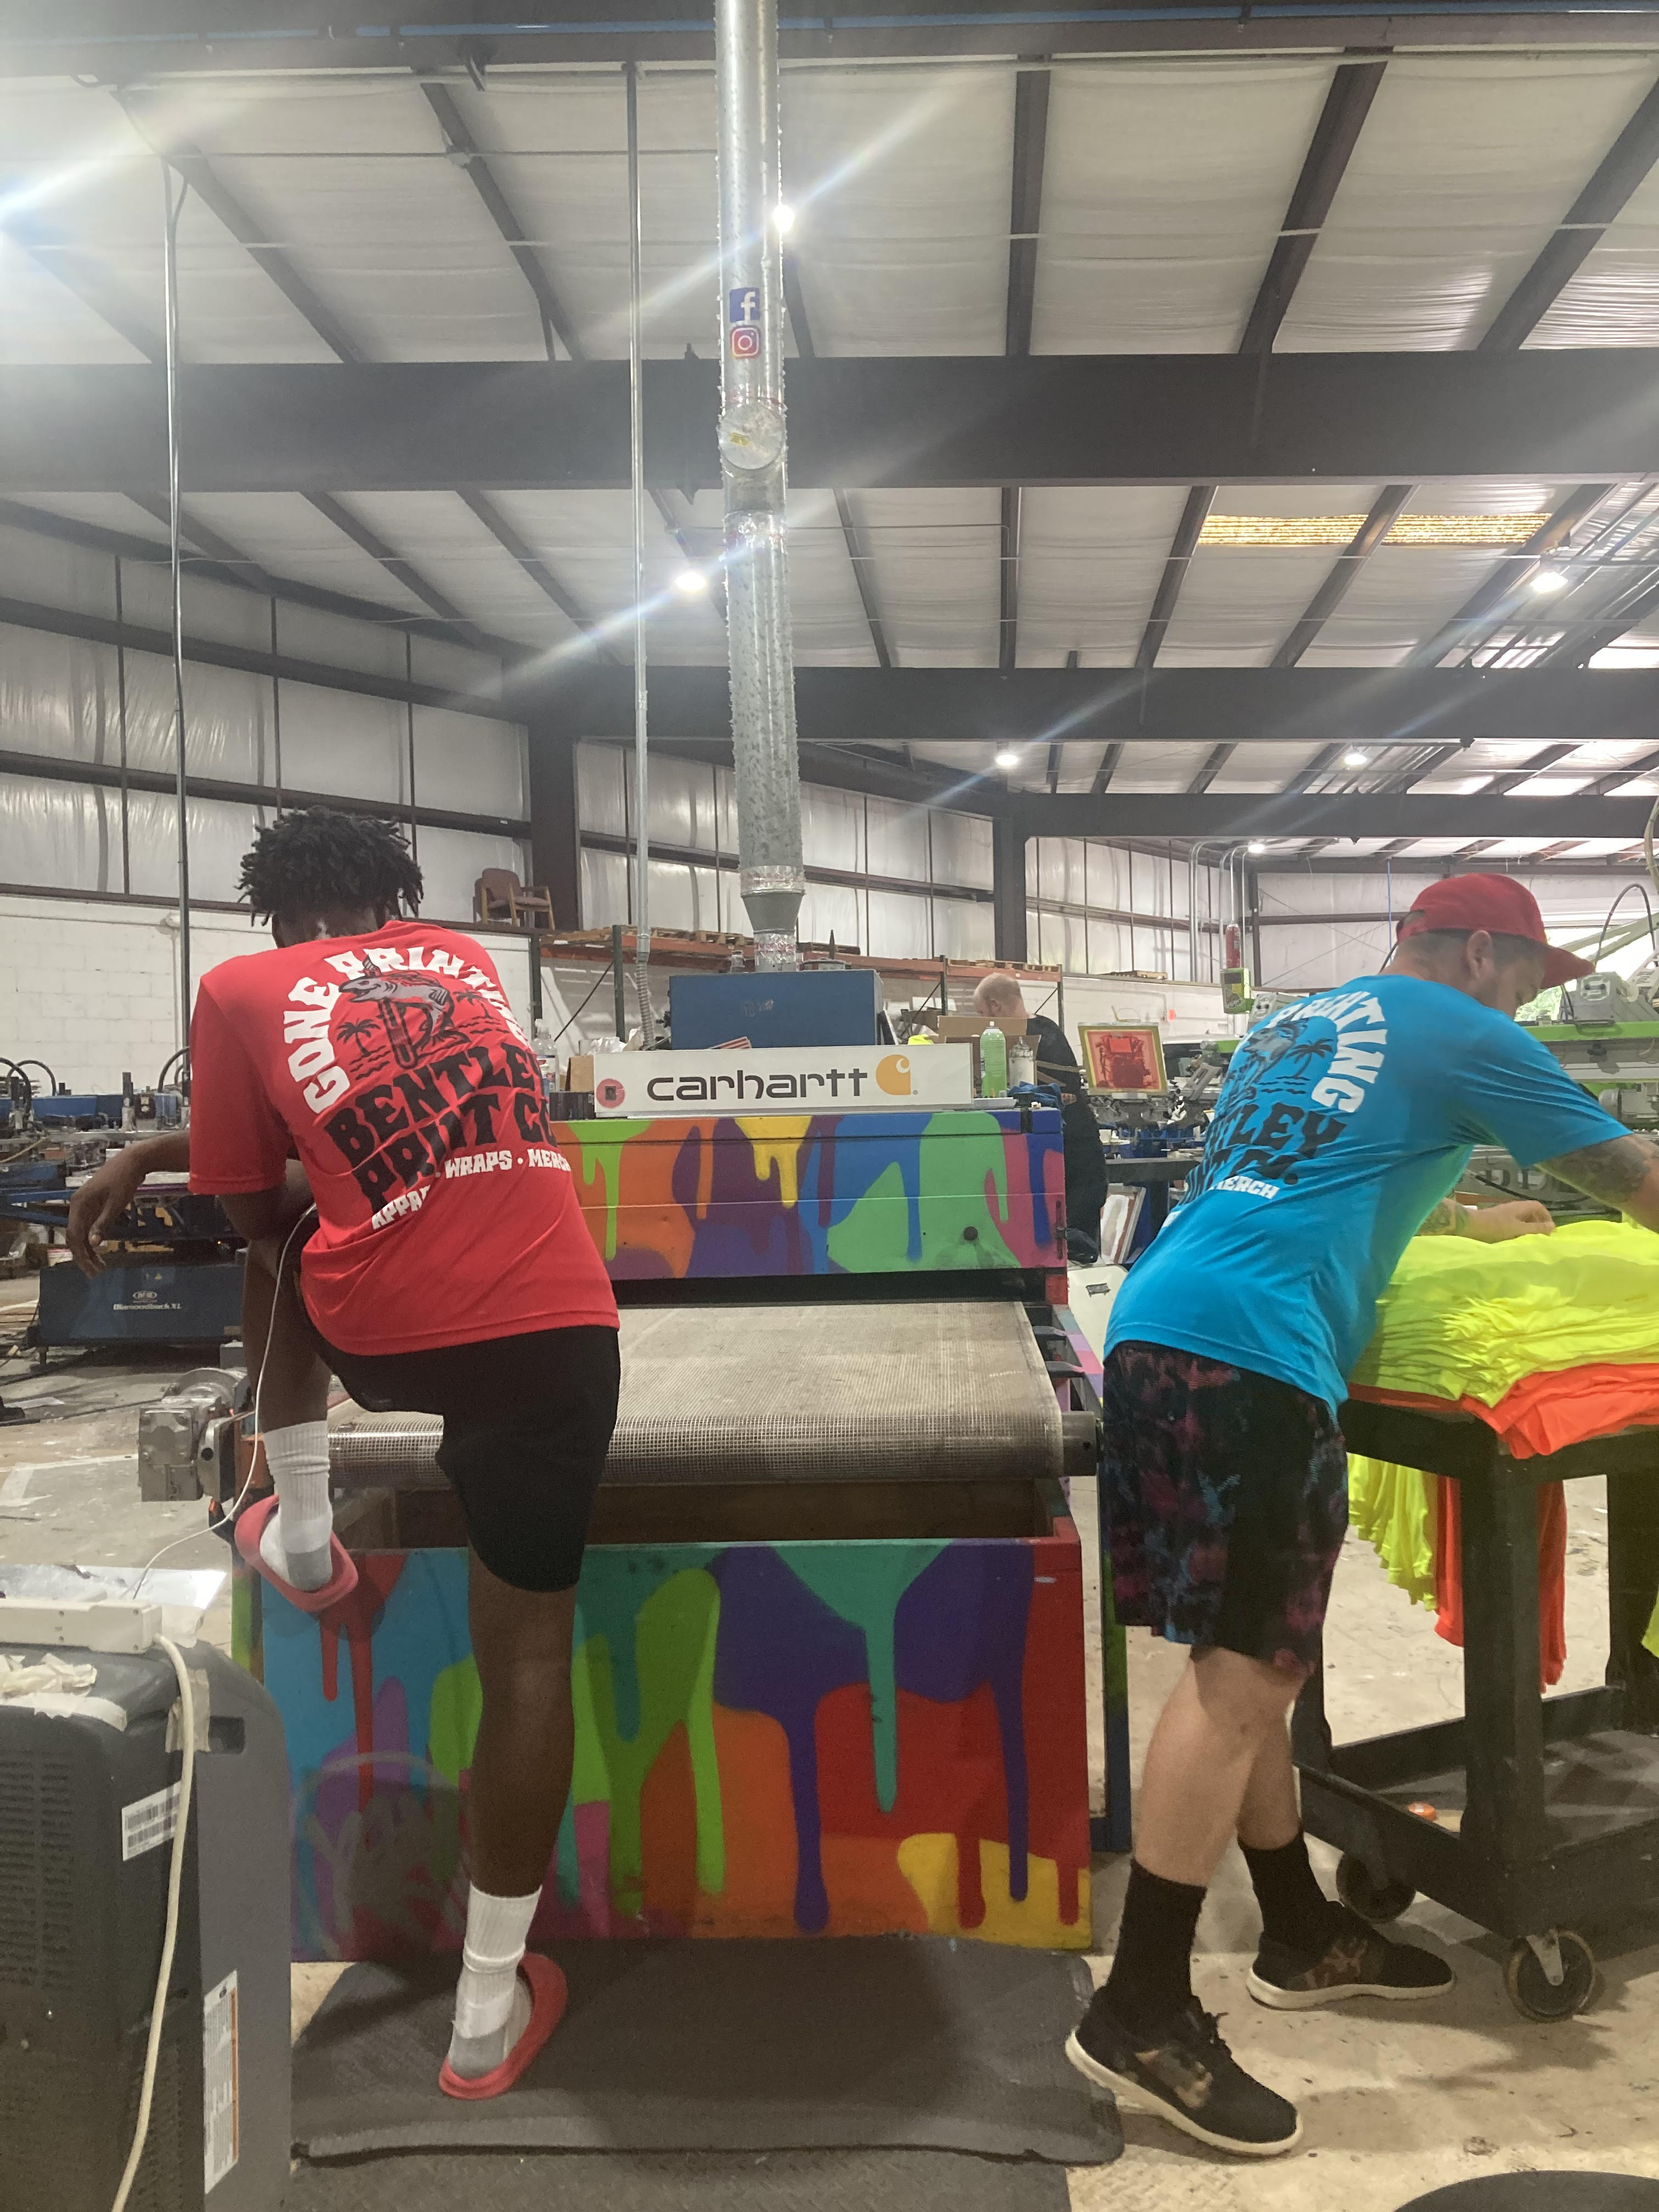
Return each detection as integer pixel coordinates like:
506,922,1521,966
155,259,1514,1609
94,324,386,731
1066,874,1659,2156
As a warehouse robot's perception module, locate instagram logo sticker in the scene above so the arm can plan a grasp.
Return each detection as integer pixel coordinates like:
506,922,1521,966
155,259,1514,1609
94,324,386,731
730,325,760,359
595,1075,627,1109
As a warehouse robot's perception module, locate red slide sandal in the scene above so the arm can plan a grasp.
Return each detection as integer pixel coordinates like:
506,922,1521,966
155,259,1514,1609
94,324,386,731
233,1495,358,1616
439,1954,568,2102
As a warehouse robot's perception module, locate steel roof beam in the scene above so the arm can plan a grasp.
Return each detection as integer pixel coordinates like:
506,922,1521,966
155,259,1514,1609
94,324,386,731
300,491,495,651
1136,486,1213,669
1279,741,1345,795
4,215,160,363
1480,740,1578,794
1586,746,1659,794
1374,82,1659,677
1004,66,1051,362
780,252,891,669
1008,792,1657,840
0,496,514,658
1000,486,1024,674
453,487,605,650
0,588,512,721
417,77,583,362
1379,740,1466,793
1186,742,1235,795
1092,742,1122,797
999,67,1051,672
1482,77,1659,354
417,75,697,572
115,100,369,366
1406,483,1616,668
114,93,596,656
1143,51,1389,673
13,5,1659,72
534,662,1659,751
1239,52,1390,357
1274,74,1659,670
1540,566,1659,669
13,353,1659,490
0,220,506,655
1271,484,1413,668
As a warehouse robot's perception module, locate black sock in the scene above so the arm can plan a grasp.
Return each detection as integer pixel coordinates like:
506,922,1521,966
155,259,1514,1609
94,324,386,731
1240,1832,1339,1952
1101,1860,1206,2038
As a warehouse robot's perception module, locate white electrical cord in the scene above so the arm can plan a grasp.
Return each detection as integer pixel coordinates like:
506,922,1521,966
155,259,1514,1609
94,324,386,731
133,1203,319,1596
111,1210,317,2205
110,1633,196,2212
1645,791,1659,908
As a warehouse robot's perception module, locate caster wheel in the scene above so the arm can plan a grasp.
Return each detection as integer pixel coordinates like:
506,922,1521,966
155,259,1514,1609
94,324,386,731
1505,1931,1598,2022
1335,1853,1416,1923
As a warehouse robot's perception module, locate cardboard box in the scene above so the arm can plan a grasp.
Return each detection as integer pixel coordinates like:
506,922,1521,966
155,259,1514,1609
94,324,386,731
936,1013,1028,1040
566,1053,595,1092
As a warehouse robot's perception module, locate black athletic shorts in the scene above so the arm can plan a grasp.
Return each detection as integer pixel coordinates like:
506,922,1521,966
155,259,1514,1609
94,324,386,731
308,1313,620,1594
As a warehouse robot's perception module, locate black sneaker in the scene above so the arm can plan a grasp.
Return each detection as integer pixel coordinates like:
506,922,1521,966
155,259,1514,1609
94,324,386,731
1248,1906,1455,2010
1065,1991,1301,2157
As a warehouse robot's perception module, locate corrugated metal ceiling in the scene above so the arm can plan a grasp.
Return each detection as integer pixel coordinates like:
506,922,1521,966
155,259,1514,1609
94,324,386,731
5,49,1659,864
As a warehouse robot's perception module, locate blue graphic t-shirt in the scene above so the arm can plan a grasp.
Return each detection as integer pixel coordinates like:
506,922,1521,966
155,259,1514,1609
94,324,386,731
1107,975,1626,1410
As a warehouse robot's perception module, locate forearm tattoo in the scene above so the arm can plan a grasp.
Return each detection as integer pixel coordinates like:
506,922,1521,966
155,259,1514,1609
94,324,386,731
1541,1132,1659,1206
1417,1197,1468,1236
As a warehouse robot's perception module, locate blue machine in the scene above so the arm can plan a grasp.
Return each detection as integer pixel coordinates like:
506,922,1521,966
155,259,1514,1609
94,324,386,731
36,1257,243,1348
668,968,881,1049
0,1169,243,1350
0,1090,184,1133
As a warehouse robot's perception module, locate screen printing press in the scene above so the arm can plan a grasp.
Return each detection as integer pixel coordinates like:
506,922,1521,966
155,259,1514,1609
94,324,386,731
232,1045,1110,1965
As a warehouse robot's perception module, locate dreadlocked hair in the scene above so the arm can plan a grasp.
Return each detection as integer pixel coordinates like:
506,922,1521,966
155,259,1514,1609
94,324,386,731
238,806,424,924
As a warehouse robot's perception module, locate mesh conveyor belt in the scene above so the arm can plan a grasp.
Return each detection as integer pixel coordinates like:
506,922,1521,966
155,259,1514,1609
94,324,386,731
328,1302,1064,1488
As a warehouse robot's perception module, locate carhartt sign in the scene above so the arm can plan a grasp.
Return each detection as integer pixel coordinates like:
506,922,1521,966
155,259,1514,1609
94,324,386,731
590,1045,975,1118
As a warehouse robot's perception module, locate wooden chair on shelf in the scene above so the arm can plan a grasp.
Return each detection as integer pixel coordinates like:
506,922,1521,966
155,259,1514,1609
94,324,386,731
475,868,555,931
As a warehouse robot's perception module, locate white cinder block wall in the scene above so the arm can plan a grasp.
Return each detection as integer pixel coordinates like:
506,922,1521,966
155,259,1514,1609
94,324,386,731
0,891,540,1093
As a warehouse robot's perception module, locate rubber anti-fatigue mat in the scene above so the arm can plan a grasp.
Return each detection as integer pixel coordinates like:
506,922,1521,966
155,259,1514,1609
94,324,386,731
284,2147,1076,2211
291,1938,1119,2165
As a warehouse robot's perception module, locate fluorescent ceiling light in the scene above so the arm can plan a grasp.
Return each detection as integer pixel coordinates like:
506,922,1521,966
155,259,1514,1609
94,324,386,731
1199,513,1547,550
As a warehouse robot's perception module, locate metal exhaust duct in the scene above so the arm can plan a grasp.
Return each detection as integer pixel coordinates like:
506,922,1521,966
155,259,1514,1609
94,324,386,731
715,0,806,971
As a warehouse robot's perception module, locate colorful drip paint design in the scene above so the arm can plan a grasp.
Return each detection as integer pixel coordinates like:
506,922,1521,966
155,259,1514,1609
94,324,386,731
552,1108,1065,1280
246,1530,1090,1961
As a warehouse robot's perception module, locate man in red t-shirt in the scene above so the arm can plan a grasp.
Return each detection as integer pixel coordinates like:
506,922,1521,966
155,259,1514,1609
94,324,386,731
189,808,618,2101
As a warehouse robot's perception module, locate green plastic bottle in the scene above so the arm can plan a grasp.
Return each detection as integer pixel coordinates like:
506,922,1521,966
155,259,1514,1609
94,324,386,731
979,1020,1009,1097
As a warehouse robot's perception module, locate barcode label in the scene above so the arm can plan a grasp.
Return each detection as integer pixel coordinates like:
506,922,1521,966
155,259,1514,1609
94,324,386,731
203,1971,239,2193
120,1782,181,1861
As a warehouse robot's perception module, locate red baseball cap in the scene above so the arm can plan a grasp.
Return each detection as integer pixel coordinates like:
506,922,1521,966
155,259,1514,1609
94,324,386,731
1397,874,1593,988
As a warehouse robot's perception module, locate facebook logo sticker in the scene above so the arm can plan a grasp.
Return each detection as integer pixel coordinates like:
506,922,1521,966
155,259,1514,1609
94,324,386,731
728,286,760,328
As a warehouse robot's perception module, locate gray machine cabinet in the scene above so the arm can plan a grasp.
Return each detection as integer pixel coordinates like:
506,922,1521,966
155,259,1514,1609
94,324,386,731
0,1640,290,2211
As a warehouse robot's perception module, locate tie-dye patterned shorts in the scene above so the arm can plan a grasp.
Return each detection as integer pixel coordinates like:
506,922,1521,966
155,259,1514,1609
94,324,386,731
1100,1340,1349,1677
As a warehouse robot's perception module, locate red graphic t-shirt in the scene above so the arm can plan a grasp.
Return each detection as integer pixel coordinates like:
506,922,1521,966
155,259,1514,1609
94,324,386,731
188,919,618,1356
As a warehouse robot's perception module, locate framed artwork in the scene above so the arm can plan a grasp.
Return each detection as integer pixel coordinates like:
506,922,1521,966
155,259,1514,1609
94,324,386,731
1079,1024,1167,1094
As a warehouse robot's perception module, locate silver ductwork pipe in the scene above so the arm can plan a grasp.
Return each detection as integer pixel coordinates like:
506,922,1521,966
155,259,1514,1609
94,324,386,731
625,61,654,1036
715,0,805,970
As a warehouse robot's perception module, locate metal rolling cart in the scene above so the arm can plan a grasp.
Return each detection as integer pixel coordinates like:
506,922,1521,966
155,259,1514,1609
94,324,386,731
1294,1397,1659,2021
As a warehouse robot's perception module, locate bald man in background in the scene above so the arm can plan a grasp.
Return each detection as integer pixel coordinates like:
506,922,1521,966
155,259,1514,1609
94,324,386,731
975,972,1107,1257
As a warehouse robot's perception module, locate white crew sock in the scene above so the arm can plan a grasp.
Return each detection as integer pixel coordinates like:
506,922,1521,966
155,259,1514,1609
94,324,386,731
447,1884,540,2079
259,1421,333,1593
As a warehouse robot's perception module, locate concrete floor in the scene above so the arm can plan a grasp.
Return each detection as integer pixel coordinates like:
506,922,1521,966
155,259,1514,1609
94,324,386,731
3,1324,1657,2204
